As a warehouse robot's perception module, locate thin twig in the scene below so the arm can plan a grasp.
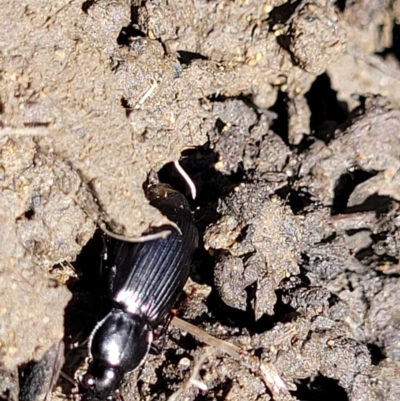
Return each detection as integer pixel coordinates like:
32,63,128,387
59,371,77,387
171,316,290,397
134,80,158,109
172,317,243,359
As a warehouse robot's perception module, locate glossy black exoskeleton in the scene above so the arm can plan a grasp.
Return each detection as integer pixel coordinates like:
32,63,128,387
82,184,198,399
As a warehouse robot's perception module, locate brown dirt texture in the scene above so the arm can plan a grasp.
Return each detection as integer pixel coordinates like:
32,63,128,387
1,0,400,400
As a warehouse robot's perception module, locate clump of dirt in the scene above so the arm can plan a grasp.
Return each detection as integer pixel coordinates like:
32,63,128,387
204,182,301,319
1,0,400,401
0,136,98,387
299,96,400,207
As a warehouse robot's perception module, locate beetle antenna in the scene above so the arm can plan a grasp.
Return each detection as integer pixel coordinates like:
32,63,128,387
99,223,172,243
173,160,196,200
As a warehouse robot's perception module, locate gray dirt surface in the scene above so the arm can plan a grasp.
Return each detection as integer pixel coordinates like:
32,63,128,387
1,0,400,401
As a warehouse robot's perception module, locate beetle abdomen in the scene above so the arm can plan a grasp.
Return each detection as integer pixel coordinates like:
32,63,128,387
110,184,198,324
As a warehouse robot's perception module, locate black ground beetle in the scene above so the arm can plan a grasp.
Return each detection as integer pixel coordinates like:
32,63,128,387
82,184,198,399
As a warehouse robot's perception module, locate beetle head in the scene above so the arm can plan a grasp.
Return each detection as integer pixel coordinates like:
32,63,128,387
82,362,123,399
82,310,152,399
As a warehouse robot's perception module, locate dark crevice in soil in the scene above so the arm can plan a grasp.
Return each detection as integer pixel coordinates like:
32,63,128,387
170,330,200,353
275,33,291,60
331,169,377,215
0,390,10,401
117,5,146,46
305,73,349,143
328,292,340,308
177,51,208,65
205,289,253,330
376,22,400,63
24,208,35,220
266,0,302,29
345,194,393,215
81,0,96,13
331,167,356,216
204,285,302,334
295,134,317,154
334,0,347,13
355,232,400,267
117,25,146,46
292,375,349,401
121,97,133,117
206,93,230,103
61,230,110,395
255,292,301,334
274,185,313,214
205,93,261,117
391,23,400,62
318,232,337,244
367,343,386,366
24,122,50,128
269,91,289,145
190,248,215,287
214,118,226,133
296,259,318,285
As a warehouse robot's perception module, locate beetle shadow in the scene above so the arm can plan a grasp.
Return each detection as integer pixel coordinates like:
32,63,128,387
59,230,112,396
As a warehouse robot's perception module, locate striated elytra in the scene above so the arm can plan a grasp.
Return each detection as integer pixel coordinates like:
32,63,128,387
82,184,198,399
